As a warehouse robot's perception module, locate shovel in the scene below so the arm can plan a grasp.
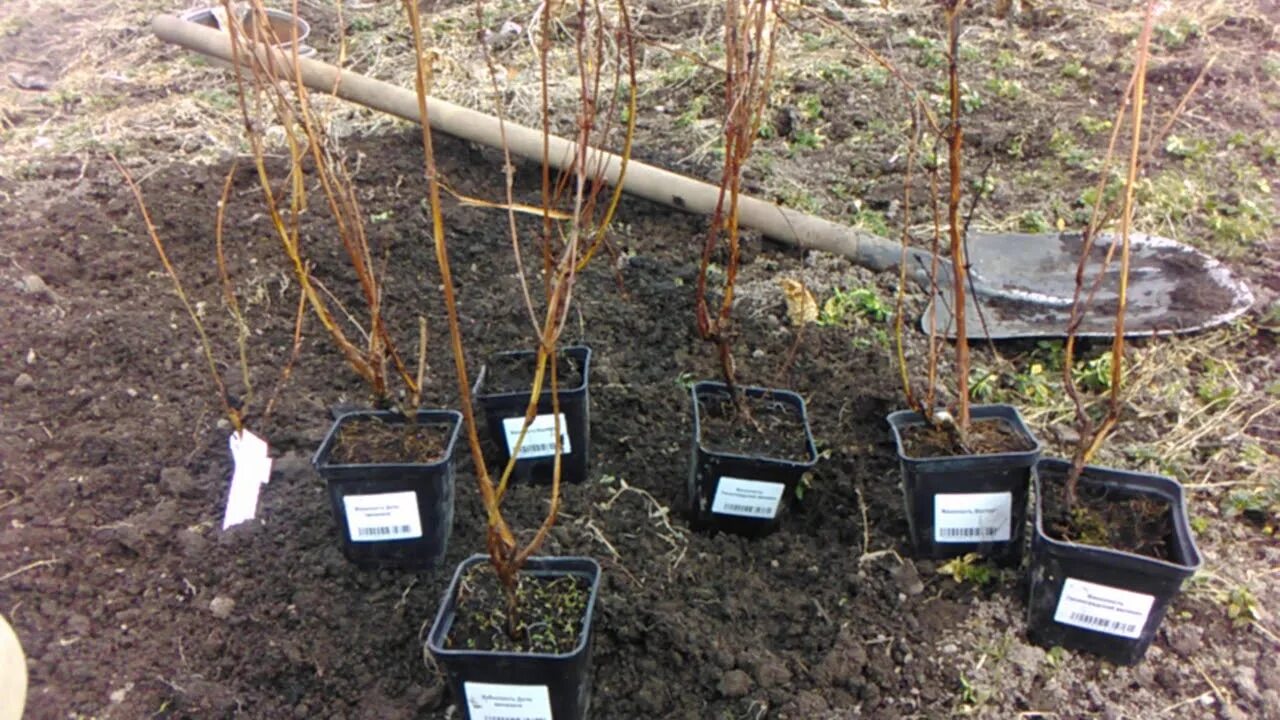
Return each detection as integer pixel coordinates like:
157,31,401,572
151,14,1254,340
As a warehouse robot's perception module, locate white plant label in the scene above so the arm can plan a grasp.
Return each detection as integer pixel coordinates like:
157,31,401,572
342,491,422,542
463,682,553,720
933,491,1013,542
1053,577,1154,639
502,413,571,459
223,429,272,530
711,477,785,519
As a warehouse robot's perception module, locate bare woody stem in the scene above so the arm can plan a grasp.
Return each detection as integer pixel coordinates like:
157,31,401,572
943,0,970,431
1064,1,1157,502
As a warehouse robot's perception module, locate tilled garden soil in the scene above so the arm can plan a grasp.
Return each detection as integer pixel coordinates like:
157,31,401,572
0,131,1271,720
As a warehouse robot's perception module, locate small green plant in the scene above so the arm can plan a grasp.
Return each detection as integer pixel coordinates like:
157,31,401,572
970,175,996,198
1226,586,1262,627
1044,645,1068,669
938,553,994,585
1077,115,1112,135
984,77,1021,99
819,286,891,326
675,95,708,129
1061,60,1089,79
861,64,890,88
1156,18,1200,49
1014,362,1053,406
1019,210,1052,233
969,367,1001,403
1072,353,1113,393
796,94,823,121
1224,485,1279,523
1188,515,1210,534
1164,134,1213,160
788,128,825,151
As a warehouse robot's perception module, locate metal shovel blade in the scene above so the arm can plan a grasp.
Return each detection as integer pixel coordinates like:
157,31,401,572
923,232,1255,339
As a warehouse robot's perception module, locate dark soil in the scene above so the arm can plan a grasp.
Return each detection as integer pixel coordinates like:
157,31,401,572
444,565,591,654
481,350,585,396
328,418,452,466
1040,465,1174,561
900,417,1036,458
696,388,812,461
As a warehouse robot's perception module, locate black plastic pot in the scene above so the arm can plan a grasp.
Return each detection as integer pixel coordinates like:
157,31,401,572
474,346,591,485
1026,458,1202,665
689,381,818,537
426,555,602,720
886,405,1042,565
312,409,462,571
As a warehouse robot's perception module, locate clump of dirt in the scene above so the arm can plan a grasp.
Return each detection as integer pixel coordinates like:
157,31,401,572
444,564,591,654
1039,465,1173,560
696,389,812,461
328,417,452,465
899,417,1035,458
481,351,585,395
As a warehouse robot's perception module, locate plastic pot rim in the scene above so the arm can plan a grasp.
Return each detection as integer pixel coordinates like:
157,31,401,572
886,404,1043,462
690,380,819,467
311,408,464,471
1032,456,1204,573
473,345,593,401
426,554,603,661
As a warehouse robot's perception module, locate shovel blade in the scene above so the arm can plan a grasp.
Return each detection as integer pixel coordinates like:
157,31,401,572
923,232,1254,339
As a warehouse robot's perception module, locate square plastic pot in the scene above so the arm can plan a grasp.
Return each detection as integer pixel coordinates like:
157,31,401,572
689,381,818,537
474,346,591,485
426,555,602,720
312,409,462,571
886,405,1042,565
1026,458,1202,665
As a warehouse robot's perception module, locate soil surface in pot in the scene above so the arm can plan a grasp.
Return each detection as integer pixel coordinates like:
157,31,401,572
443,564,591,654
328,418,453,466
697,390,811,461
482,351,585,395
899,416,1035,458
1039,466,1173,560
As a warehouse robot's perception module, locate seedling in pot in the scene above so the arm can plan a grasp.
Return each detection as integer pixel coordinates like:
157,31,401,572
687,0,818,536
215,0,460,569
867,1,1042,564
1027,1,1206,665
400,1,637,717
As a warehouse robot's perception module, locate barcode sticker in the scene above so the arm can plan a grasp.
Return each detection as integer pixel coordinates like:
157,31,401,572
502,413,571,459
933,491,1012,543
1053,577,1154,639
342,491,422,543
711,477,785,519
464,682,552,720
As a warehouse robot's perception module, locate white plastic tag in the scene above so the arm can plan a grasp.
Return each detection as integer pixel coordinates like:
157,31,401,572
463,681,553,720
502,413,571,459
1053,577,1154,639
342,491,422,542
223,429,272,530
933,491,1013,542
711,477,785,519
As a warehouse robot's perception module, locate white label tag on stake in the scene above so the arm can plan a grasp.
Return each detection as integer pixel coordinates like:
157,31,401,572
342,491,422,542
1053,577,1154,639
933,491,1013,542
223,429,273,530
463,681,553,720
711,477,786,519
502,413,571,459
